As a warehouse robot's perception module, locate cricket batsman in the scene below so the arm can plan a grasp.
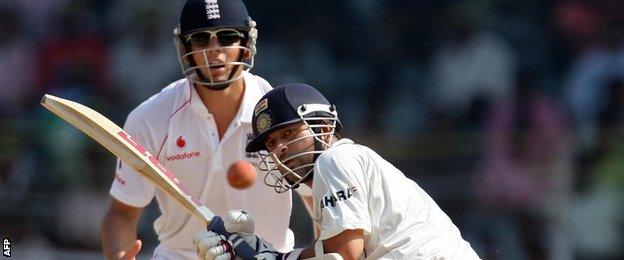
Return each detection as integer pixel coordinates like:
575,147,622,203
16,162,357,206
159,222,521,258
193,83,481,259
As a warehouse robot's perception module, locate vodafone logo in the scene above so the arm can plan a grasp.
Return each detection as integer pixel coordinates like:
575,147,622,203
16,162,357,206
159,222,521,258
168,135,199,161
166,151,201,161
176,136,186,148
116,130,204,207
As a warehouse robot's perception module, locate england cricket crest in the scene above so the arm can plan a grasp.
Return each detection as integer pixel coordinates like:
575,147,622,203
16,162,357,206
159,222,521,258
204,0,220,19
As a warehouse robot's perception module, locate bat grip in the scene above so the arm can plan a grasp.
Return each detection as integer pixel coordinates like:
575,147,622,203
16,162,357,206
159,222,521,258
208,216,258,260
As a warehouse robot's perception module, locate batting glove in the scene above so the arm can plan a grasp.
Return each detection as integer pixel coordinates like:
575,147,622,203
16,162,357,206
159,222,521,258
193,231,234,260
196,210,302,260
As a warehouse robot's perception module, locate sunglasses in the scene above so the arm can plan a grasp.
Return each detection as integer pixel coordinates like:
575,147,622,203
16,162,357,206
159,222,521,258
184,29,245,47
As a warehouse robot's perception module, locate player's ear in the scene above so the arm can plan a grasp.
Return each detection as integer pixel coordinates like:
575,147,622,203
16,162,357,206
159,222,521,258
322,119,334,133
243,49,252,59
320,124,333,142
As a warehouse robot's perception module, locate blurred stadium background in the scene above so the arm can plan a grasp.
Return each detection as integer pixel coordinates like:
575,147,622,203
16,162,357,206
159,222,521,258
1,0,623,259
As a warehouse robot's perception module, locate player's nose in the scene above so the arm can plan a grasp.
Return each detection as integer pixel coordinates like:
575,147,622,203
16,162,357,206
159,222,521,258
273,143,288,159
205,37,224,51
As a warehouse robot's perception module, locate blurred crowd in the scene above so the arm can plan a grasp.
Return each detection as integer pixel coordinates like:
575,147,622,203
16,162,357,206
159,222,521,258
1,0,623,259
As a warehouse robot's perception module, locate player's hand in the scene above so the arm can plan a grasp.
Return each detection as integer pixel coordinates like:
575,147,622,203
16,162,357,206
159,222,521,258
195,210,255,260
196,210,295,259
194,229,288,260
116,239,142,260
193,231,233,260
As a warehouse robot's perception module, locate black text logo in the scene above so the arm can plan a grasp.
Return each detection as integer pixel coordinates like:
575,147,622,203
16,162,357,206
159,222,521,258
318,186,358,209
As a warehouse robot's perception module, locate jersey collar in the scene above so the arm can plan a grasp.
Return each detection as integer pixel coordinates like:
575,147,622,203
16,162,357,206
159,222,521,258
329,138,354,148
186,71,261,125
238,71,262,124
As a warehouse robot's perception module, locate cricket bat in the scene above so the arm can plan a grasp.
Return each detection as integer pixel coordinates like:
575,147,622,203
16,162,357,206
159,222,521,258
40,94,343,260
41,94,216,224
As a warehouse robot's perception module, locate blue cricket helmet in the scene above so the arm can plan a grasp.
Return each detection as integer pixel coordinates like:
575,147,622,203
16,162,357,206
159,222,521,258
246,83,342,152
174,0,258,89
179,0,251,35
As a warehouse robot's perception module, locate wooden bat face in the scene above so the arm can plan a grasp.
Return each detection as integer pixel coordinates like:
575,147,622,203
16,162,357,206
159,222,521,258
41,94,214,224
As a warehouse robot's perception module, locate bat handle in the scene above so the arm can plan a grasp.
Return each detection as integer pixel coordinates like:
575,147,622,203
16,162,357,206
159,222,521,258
207,216,258,260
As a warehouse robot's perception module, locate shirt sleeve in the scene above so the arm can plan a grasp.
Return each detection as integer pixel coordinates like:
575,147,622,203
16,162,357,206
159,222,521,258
313,152,371,240
109,109,157,207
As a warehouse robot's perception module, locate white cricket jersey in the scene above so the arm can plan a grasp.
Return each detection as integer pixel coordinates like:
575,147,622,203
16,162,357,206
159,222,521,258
110,71,294,259
312,139,480,259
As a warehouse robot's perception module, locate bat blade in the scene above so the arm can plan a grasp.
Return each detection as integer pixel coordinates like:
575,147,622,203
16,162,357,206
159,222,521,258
41,94,214,224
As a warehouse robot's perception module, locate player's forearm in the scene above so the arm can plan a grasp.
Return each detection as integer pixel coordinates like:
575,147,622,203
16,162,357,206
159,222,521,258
309,229,364,260
101,207,141,259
